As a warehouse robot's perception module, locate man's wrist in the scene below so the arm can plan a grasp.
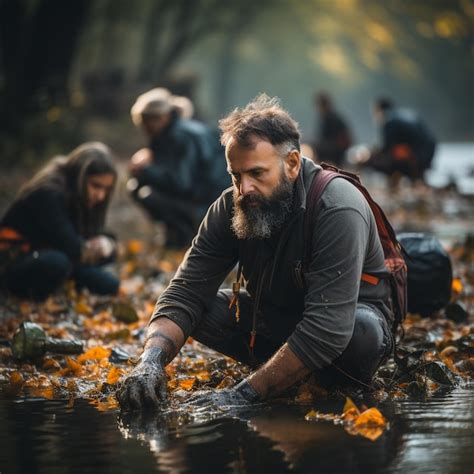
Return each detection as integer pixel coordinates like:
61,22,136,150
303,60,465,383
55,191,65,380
139,346,167,367
234,379,261,403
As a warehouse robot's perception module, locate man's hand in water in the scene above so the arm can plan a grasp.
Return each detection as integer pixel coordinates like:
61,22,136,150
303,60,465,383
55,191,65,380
184,379,261,411
116,347,168,411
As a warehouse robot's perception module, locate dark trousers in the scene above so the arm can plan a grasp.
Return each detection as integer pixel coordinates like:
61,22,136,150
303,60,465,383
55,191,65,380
4,250,119,301
192,289,393,387
130,170,207,248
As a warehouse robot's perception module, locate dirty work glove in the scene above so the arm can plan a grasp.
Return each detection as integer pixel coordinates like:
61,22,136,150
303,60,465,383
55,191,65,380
116,347,168,411
184,379,261,411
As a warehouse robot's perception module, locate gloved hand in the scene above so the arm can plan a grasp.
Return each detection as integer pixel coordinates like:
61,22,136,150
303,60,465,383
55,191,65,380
184,379,261,411
116,347,168,411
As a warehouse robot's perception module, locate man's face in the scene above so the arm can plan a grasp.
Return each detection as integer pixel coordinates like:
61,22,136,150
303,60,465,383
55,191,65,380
226,137,299,239
142,113,171,137
85,173,115,208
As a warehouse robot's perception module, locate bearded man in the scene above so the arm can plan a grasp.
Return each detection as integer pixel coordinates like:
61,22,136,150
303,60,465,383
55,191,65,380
117,95,394,411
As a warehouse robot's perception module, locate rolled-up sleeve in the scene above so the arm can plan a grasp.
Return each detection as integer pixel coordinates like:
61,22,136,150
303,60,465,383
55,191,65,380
150,192,238,336
287,205,370,370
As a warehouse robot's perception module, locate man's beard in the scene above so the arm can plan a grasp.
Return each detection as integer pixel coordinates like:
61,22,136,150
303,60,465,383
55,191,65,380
231,173,294,240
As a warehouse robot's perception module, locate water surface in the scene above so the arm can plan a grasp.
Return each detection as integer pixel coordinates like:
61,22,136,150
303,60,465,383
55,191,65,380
0,386,472,473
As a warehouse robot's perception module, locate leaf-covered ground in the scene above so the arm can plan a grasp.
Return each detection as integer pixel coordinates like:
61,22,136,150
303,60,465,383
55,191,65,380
0,178,472,441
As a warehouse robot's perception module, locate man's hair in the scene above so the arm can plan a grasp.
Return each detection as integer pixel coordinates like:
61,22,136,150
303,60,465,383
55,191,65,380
375,97,394,112
219,94,300,153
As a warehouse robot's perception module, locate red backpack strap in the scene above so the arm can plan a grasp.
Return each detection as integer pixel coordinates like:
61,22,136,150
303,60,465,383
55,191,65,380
303,166,340,271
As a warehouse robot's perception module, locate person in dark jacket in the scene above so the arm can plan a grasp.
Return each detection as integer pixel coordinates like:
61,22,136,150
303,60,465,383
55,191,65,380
0,142,119,301
117,95,394,411
313,92,352,167
128,88,229,248
364,97,436,184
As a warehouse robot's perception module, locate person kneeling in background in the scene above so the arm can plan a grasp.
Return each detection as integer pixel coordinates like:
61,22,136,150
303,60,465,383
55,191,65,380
0,142,119,301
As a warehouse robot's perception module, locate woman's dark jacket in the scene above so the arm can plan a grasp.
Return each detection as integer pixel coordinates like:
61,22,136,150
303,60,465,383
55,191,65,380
1,188,84,262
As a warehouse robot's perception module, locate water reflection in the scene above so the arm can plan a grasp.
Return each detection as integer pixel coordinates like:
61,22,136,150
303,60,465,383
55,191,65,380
0,387,472,473
118,403,405,474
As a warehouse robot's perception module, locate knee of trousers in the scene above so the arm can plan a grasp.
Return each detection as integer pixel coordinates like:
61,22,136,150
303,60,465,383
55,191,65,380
38,250,72,280
344,305,387,361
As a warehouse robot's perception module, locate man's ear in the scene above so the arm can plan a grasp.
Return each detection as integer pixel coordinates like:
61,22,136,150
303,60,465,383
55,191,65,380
285,150,301,180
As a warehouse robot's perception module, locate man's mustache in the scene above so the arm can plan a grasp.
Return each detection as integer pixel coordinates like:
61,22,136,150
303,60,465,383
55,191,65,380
236,193,268,210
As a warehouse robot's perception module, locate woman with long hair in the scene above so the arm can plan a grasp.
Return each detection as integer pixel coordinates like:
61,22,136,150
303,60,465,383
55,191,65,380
0,142,119,300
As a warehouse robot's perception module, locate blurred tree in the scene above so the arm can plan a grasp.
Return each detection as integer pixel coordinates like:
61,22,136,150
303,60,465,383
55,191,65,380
0,0,90,159
138,0,272,84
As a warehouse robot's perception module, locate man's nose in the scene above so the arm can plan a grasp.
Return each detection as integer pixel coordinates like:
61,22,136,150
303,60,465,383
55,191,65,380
239,177,255,196
97,189,106,202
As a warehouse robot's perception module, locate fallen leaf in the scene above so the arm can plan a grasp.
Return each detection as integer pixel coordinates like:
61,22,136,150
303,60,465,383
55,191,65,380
65,357,83,376
8,371,24,394
343,397,360,415
179,378,196,391
451,278,463,294
43,357,61,371
127,239,144,255
106,366,123,385
77,347,111,363
75,300,93,316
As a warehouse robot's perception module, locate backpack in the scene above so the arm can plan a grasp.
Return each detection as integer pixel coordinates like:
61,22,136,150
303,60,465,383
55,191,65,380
303,163,408,336
397,233,452,316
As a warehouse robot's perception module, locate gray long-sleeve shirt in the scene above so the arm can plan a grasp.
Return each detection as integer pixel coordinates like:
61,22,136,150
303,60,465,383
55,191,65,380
151,158,392,370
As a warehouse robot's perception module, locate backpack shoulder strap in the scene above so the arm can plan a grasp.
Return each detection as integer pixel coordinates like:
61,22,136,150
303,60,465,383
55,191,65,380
303,166,340,271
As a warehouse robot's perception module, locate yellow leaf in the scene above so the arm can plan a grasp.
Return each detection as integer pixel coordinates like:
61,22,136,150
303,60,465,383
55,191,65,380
194,370,210,382
77,347,111,363
106,366,123,385
304,409,319,421
354,407,387,428
343,397,360,415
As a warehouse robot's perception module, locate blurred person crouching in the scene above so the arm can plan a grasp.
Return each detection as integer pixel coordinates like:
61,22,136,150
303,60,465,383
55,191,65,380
0,142,119,301
128,88,229,248
357,97,436,187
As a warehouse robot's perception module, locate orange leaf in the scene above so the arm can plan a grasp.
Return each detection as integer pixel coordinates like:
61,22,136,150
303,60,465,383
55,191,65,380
90,395,119,412
32,386,55,400
19,302,32,317
179,378,195,391
127,239,144,255
9,371,24,394
65,356,83,375
43,357,61,371
451,278,463,294
77,346,111,363
106,366,123,385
